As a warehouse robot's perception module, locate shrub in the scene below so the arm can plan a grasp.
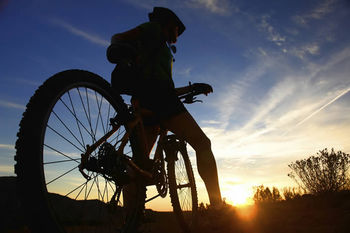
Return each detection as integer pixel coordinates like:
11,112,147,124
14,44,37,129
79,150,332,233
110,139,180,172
253,185,282,203
282,187,304,200
288,148,350,195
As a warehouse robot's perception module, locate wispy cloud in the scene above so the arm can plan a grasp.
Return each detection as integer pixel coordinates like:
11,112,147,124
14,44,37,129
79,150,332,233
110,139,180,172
215,59,273,128
0,165,14,174
289,43,320,59
14,78,41,87
0,144,15,150
50,18,109,47
123,0,238,16
0,100,25,110
174,67,192,77
187,0,239,16
202,42,350,189
258,15,286,46
293,0,337,25
120,0,155,10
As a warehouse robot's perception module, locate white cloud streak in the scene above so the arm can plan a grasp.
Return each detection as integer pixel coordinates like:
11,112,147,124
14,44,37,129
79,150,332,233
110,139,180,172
0,100,25,110
201,42,350,189
0,144,15,150
295,87,350,127
259,15,286,46
216,59,272,128
293,0,337,25
0,165,14,174
51,18,109,47
122,0,238,16
187,0,238,16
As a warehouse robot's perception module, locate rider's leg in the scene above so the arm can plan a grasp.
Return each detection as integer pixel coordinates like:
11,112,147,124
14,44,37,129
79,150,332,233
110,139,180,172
123,123,159,214
161,111,222,206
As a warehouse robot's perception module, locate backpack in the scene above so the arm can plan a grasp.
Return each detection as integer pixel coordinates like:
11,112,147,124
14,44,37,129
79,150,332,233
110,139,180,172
107,42,139,95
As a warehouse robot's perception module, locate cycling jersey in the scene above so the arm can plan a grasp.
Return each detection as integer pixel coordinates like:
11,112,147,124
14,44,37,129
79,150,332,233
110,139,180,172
137,22,175,88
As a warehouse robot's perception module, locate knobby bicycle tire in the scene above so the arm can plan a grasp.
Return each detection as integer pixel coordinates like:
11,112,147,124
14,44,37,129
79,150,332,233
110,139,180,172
167,138,198,233
14,69,145,233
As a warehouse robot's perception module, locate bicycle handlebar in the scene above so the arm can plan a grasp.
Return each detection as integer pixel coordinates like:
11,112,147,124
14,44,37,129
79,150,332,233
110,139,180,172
179,82,214,104
179,91,203,104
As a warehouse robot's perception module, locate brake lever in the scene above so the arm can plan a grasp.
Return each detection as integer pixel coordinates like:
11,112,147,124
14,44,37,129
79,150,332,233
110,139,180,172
182,95,203,104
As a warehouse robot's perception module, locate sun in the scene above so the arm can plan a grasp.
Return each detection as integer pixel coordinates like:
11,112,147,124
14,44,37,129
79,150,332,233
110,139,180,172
222,185,253,207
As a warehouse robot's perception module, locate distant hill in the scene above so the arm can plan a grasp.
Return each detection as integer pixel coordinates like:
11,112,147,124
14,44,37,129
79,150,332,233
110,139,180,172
0,176,26,232
2,176,350,233
0,176,126,230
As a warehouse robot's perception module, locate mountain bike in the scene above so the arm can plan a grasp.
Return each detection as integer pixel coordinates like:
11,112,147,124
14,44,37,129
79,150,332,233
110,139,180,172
14,69,203,233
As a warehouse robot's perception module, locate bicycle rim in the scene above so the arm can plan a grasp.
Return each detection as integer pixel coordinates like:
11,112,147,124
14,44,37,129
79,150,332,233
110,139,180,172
167,140,198,233
15,70,143,233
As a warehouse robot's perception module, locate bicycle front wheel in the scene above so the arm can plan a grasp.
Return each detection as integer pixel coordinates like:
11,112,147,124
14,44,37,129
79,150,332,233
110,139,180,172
167,137,198,233
15,70,145,233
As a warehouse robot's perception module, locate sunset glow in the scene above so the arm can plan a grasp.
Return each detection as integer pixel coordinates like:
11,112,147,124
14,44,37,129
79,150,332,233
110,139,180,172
1,0,350,212
222,185,254,207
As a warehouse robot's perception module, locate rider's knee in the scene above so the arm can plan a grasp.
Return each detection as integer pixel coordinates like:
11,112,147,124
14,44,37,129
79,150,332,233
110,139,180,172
195,135,211,153
204,136,212,150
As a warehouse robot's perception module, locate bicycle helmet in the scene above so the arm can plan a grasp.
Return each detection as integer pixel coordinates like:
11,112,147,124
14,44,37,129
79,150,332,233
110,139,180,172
148,7,186,36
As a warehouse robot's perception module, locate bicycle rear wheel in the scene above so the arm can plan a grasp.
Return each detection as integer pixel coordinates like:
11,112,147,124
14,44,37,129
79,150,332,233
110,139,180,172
15,70,145,233
166,136,198,233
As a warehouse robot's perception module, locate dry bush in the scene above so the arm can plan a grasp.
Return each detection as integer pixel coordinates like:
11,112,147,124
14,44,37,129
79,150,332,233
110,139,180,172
282,187,305,200
253,185,282,203
288,148,350,195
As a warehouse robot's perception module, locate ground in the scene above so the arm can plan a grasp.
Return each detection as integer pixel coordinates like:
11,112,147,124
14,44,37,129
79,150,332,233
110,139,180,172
1,176,350,233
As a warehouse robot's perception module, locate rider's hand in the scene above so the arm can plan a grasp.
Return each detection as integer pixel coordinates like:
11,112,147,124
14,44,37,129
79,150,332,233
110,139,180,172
191,83,213,96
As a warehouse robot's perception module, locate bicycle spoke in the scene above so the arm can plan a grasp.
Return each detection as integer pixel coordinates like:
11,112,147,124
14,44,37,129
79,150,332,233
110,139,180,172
52,110,85,149
75,180,91,200
67,91,86,148
44,159,80,165
106,104,111,132
64,179,89,199
179,188,190,210
96,175,104,201
111,128,126,145
94,91,106,135
44,144,80,164
59,94,95,142
77,87,96,143
46,125,84,153
46,165,80,186
36,75,133,231
85,88,96,144
86,172,97,199
104,180,109,203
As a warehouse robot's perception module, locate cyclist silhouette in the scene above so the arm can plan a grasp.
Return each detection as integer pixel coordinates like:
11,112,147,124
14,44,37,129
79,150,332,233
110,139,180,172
108,7,222,207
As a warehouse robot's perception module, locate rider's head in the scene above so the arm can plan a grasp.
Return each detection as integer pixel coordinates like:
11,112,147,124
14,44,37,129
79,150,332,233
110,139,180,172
148,7,185,44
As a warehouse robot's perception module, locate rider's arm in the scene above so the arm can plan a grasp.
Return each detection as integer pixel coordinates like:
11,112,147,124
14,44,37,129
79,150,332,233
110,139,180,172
175,86,192,96
175,83,213,96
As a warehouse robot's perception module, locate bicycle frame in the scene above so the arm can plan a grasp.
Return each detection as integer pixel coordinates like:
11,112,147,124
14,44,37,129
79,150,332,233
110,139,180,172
78,97,168,185
78,90,200,203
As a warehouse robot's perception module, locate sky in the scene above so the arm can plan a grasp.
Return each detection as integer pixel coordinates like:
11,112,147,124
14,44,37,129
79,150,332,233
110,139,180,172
1,0,350,210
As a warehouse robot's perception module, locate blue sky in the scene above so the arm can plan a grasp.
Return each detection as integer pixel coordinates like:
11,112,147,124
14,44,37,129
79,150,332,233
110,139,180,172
1,0,350,208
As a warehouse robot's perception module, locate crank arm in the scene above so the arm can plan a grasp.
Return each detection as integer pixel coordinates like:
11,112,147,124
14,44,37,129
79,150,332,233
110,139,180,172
123,155,153,180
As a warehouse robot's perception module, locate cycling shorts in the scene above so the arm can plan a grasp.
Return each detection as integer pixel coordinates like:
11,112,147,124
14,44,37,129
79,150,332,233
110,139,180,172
134,79,187,124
